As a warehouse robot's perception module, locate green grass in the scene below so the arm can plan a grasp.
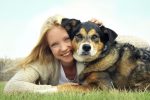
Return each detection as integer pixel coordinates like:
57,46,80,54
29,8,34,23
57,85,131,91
0,82,150,100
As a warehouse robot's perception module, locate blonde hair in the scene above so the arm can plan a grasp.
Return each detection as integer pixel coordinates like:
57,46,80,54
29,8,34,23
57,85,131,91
19,15,64,67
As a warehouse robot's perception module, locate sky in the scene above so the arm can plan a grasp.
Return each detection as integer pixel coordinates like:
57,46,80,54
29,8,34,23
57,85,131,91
0,0,150,58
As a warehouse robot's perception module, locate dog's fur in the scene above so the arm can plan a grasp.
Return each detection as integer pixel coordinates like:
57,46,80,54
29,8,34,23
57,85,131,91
61,18,150,91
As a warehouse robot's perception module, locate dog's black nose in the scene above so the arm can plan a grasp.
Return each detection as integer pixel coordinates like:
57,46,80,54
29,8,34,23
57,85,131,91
82,44,91,52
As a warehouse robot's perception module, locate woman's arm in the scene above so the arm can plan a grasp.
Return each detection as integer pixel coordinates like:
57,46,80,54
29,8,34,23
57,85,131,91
4,65,89,93
4,67,57,93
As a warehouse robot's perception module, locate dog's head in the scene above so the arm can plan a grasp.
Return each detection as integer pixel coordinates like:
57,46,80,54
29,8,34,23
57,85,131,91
61,18,118,62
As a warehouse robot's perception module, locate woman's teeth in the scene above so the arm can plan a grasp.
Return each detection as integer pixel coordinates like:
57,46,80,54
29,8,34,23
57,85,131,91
62,52,70,56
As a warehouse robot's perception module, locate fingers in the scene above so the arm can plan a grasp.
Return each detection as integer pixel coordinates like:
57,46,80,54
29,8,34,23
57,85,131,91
89,18,103,26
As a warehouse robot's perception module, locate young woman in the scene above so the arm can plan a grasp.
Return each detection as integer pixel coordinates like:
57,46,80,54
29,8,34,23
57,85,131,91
4,15,96,93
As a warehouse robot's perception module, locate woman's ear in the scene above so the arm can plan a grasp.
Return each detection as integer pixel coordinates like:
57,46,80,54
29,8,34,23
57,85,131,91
61,18,81,39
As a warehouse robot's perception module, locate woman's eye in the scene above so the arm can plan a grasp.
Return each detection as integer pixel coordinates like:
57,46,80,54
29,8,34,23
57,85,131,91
65,37,71,41
50,43,58,48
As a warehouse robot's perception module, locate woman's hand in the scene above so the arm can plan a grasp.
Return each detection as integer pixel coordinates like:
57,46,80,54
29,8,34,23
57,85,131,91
89,18,103,26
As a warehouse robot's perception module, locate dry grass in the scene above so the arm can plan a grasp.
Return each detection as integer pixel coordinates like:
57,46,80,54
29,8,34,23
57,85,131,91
0,57,21,81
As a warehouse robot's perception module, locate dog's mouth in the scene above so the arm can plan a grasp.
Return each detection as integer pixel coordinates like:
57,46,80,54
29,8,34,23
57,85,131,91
81,51,90,56
73,52,98,62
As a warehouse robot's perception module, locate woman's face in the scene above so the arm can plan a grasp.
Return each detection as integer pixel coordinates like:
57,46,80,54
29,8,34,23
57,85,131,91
47,26,74,65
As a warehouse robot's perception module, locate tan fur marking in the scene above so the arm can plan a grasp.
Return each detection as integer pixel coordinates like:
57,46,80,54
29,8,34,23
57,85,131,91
88,29,96,35
88,73,97,80
80,28,87,35
72,39,78,51
117,50,137,77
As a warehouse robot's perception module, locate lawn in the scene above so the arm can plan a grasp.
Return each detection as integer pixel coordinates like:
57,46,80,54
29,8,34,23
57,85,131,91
0,82,150,100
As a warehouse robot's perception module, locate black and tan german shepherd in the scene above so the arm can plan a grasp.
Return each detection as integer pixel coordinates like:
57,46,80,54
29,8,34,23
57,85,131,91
61,18,150,91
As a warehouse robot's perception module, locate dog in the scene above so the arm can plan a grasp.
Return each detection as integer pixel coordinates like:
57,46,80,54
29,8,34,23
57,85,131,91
61,18,150,91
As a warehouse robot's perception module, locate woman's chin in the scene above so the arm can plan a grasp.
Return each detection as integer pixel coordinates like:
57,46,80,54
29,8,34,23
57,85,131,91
61,56,74,63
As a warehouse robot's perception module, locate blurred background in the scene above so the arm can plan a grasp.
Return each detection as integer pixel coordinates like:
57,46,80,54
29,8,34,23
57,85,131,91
0,0,150,58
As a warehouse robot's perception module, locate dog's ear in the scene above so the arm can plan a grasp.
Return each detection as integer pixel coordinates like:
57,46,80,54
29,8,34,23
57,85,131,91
100,25,118,44
61,18,81,39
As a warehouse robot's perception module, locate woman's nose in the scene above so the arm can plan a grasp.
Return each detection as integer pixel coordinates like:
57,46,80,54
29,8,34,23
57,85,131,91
60,43,69,51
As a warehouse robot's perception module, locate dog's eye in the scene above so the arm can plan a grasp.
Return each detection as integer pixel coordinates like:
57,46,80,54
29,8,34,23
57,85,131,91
75,34,83,41
76,34,83,38
91,35,99,42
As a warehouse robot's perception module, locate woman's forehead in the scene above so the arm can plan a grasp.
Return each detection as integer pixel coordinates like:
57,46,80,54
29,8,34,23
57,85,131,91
46,26,69,41
48,26,67,35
